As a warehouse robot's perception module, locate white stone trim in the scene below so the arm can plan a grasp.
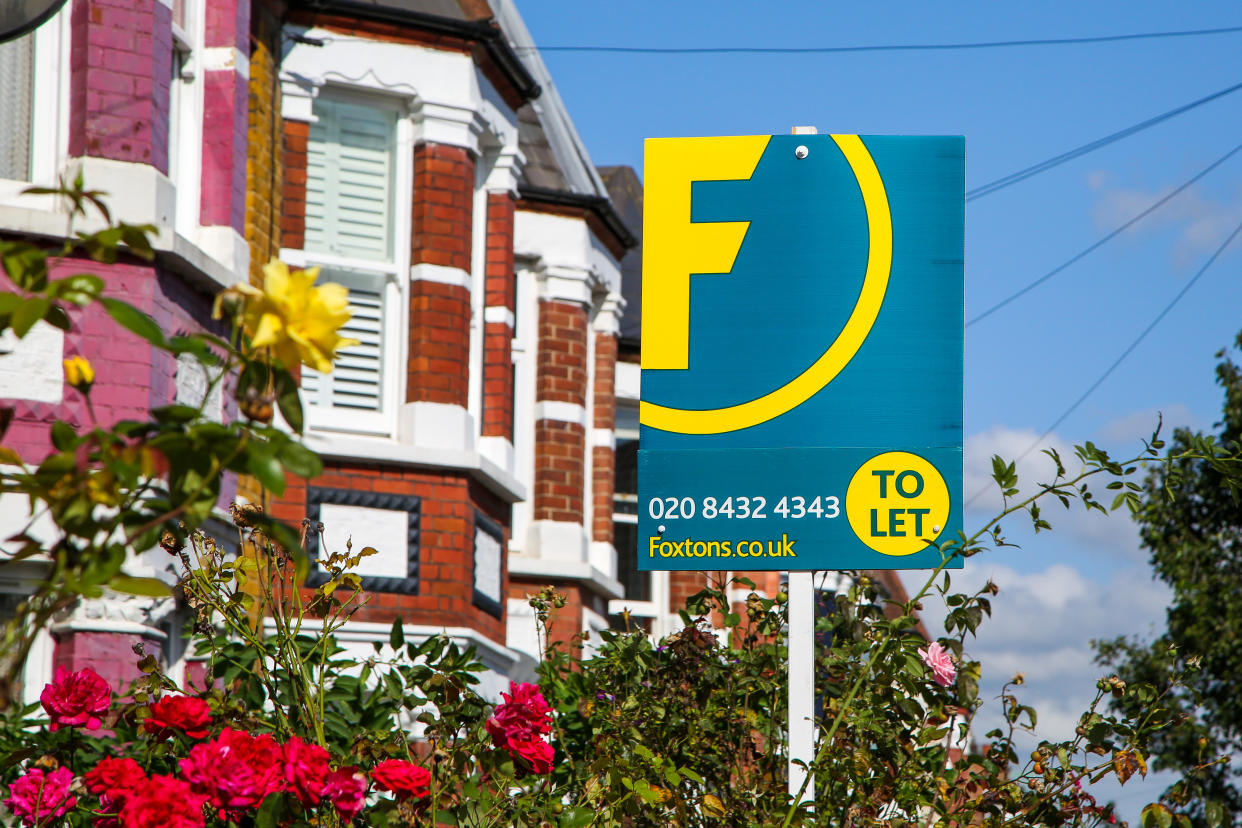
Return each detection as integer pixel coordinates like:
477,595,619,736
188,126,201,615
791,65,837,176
483,306,515,328
478,435,514,477
523,520,588,563
280,75,318,122
485,144,524,196
194,225,250,279
415,100,487,155
200,46,249,80
304,430,526,504
410,262,471,290
0,323,64,404
589,540,617,581
534,401,585,427
508,552,624,601
608,598,659,619
728,587,768,605
616,361,640,402
398,401,475,453
590,428,614,450
593,291,625,336
66,156,176,228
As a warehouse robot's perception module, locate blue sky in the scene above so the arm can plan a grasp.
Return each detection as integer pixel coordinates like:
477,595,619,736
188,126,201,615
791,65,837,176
515,1,1242,817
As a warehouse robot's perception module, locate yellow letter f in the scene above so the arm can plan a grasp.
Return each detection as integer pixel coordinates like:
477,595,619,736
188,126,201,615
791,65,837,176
641,136,769,370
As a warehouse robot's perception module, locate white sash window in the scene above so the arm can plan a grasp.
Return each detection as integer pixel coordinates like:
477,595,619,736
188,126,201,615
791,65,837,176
297,93,404,436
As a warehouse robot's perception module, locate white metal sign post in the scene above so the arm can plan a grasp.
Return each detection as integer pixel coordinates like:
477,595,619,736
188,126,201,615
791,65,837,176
787,568,816,804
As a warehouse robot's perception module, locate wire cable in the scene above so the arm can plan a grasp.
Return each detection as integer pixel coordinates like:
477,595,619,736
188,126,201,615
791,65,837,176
516,24,1242,54
967,80,1242,201
967,139,1242,328
965,212,1242,507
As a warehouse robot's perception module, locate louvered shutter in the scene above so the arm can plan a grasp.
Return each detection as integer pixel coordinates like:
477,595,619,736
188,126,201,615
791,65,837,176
303,279,384,412
306,99,395,261
0,33,33,181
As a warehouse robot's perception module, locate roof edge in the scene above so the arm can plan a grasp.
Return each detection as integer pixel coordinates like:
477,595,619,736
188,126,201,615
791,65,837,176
296,0,541,104
518,183,639,253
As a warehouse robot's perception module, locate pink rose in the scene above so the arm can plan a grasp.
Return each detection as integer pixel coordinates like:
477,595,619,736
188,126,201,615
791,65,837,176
143,695,212,740
120,775,206,828
370,759,430,801
323,767,367,820
6,767,77,827
485,681,553,750
40,665,111,731
85,757,148,826
179,727,283,817
918,641,957,687
282,736,330,806
508,737,554,775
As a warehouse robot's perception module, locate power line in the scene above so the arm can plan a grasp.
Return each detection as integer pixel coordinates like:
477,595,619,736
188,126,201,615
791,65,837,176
966,79,1242,201
965,212,1242,508
515,24,1242,54
967,139,1242,328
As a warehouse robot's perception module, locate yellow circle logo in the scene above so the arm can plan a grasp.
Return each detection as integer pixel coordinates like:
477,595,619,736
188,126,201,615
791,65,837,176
845,451,949,556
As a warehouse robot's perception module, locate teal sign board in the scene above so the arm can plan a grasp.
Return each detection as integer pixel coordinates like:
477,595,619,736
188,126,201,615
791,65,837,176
638,134,963,571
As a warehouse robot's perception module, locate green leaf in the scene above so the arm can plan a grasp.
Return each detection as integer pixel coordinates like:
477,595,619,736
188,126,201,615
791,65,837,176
50,420,76,451
11,297,49,337
559,806,596,828
273,367,304,434
100,297,166,347
278,439,321,479
390,617,405,650
110,574,173,598
1,242,47,291
1206,802,1225,828
247,446,287,496
1142,803,1173,828
254,792,286,828
50,274,105,305
152,404,201,424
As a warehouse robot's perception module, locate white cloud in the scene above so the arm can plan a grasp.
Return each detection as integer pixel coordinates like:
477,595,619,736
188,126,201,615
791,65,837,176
962,425,1144,562
1088,175,1242,270
1099,404,1201,445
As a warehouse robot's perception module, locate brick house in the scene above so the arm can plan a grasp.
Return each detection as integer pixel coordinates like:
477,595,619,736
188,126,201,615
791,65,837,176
0,0,637,699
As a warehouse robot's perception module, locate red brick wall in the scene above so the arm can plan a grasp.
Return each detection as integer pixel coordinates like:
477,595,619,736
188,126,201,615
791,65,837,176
482,192,516,440
536,301,588,405
69,0,172,172
533,420,585,523
408,282,471,406
270,461,509,644
280,120,309,253
412,143,474,271
591,331,617,543
53,630,160,695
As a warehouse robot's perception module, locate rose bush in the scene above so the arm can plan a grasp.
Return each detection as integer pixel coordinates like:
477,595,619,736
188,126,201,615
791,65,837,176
1,183,1239,827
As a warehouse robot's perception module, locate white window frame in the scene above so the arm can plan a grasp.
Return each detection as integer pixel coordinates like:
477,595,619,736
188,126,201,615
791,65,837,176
509,262,539,552
169,0,204,237
282,86,412,439
0,6,70,201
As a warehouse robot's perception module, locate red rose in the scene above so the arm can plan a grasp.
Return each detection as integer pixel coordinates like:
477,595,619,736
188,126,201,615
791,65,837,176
371,759,430,801
85,757,148,825
120,775,206,828
485,681,552,750
40,666,111,731
6,767,76,827
508,737,554,775
323,767,367,820
179,728,283,817
282,736,329,806
143,695,212,740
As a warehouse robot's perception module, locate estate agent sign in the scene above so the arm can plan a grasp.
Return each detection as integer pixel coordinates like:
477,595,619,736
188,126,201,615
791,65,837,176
638,134,964,571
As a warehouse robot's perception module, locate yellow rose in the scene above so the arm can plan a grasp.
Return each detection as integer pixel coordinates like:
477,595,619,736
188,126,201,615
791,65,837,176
63,355,95,390
237,260,358,373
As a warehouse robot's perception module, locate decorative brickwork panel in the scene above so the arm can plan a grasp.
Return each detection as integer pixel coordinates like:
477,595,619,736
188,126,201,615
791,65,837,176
68,0,172,172
280,120,309,251
408,281,470,406
533,420,585,523
536,301,588,406
411,143,474,271
244,3,283,284
270,461,509,644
